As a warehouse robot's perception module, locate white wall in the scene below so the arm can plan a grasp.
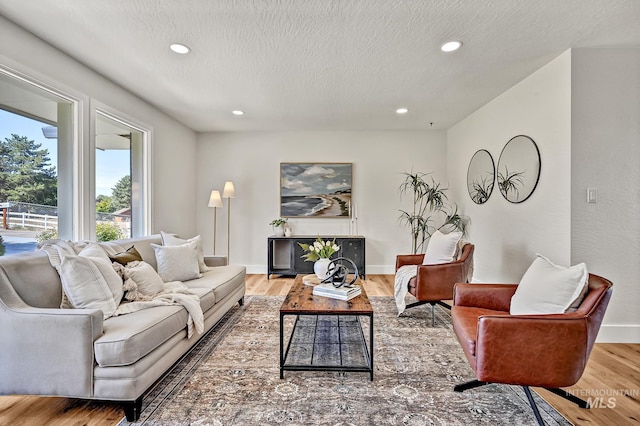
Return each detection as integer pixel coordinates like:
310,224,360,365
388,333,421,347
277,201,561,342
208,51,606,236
196,131,447,273
447,51,572,283
0,16,198,238
571,48,640,342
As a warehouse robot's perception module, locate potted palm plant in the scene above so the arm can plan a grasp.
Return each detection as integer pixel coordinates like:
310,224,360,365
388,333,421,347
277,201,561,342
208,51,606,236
399,171,469,254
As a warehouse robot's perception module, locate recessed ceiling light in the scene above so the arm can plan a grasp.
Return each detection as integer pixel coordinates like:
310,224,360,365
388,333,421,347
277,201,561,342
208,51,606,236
169,43,190,54
232,110,244,116
396,108,409,114
441,41,462,52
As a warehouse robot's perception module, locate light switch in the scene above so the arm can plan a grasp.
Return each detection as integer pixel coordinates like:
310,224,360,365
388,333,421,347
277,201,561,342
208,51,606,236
587,188,597,203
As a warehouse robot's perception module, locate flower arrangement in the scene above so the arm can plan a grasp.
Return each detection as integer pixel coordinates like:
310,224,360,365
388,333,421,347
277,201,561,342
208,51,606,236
298,237,340,261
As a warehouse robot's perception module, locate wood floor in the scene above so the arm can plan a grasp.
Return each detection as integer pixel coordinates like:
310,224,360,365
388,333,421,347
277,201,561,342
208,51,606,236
1,274,638,425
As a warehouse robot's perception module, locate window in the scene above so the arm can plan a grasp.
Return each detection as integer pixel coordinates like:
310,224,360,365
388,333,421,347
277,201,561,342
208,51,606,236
0,66,151,256
94,109,150,241
0,68,74,254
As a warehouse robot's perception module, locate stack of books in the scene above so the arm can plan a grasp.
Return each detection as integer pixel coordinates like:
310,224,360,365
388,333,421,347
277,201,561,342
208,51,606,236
312,283,362,301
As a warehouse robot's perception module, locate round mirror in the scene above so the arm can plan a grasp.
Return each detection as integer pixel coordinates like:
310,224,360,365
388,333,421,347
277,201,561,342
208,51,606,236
467,149,495,204
497,135,541,203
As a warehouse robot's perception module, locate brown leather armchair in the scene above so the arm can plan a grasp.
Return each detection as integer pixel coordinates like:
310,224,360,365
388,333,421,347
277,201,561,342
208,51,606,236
451,274,613,425
395,243,474,325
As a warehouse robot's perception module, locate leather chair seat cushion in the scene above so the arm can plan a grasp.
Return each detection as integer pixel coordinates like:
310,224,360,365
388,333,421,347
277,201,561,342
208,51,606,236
452,306,510,358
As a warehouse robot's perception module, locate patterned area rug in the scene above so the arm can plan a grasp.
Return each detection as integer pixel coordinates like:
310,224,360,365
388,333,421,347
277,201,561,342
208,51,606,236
119,296,570,425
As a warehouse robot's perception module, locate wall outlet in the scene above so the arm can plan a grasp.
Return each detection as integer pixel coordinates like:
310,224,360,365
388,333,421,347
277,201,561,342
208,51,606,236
587,188,597,203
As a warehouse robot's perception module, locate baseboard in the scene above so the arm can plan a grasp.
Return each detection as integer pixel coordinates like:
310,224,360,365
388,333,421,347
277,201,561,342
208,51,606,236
596,324,640,343
248,265,395,275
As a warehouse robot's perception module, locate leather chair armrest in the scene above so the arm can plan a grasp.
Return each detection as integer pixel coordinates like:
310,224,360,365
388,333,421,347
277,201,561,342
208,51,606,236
475,315,588,387
453,283,517,311
396,254,425,270
413,261,467,300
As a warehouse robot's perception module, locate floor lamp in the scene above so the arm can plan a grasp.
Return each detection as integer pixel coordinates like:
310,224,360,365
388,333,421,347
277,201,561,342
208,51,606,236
222,181,236,263
208,190,223,255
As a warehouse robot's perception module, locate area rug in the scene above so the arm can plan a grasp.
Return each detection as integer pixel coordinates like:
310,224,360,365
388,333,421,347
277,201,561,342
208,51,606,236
119,296,570,425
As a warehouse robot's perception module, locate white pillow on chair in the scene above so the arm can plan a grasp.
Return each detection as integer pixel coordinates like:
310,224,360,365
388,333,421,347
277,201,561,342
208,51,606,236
510,254,589,315
422,230,463,265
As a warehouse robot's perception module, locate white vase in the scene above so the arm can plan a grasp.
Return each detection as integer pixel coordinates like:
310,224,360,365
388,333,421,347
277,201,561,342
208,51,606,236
314,258,331,280
273,225,284,237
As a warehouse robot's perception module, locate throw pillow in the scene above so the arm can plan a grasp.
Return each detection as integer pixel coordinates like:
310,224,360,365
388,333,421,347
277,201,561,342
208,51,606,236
151,241,201,282
510,254,589,315
161,231,210,273
122,261,165,299
59,243,125,319
109,245,143,266
422,230,463,265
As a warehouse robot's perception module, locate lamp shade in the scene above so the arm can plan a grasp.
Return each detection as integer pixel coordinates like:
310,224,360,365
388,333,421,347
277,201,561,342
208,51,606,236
208,190,223,208
222,181,236,198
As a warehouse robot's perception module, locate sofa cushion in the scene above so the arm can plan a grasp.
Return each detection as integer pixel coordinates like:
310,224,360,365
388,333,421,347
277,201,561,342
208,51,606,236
189,287,216,312
94,286,217,367
185,265,246,302
95,305,188,367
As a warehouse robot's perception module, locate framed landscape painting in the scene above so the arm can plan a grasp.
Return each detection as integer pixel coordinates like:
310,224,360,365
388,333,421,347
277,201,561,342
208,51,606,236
280,162,352,218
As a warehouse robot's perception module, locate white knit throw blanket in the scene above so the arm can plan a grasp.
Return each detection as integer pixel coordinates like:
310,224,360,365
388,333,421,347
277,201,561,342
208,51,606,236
114,281,204,338
394,265,418,316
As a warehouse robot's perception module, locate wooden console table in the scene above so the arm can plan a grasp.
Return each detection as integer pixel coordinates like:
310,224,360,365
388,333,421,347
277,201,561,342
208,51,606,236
267,235,365,279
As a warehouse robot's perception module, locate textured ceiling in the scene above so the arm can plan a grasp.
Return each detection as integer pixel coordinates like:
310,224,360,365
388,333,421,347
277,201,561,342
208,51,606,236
1,0,639,132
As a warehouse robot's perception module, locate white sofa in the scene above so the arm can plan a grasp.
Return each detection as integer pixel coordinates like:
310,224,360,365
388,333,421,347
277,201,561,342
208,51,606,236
0,234,245,421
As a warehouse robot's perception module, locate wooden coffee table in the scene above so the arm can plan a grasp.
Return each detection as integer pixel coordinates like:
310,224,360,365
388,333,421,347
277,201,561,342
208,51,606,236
279,274,374,380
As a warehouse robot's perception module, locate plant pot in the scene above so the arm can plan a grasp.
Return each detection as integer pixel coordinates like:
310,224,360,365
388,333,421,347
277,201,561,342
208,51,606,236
273,225,285,237
314,258,331,280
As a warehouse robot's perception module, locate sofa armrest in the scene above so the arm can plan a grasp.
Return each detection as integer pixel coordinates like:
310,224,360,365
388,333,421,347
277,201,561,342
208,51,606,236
475,315,588,387
204,255,228,267
0,303,103,397
453,283,517,311
396,254,425,270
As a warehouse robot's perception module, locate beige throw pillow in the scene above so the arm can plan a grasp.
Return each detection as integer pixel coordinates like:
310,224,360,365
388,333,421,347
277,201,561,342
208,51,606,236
151,241,201,282
122,261,165,300
161,231,210,273
60,243,124,319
